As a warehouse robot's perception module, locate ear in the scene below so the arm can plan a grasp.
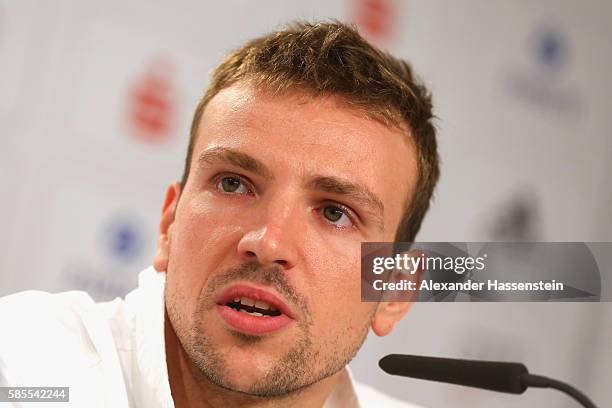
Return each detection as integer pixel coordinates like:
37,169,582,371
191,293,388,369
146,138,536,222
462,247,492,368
370,249,424,336
153,182,182,272
370,300,413,337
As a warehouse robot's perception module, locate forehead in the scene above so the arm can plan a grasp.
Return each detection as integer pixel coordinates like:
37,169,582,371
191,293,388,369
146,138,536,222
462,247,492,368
192,83,418,237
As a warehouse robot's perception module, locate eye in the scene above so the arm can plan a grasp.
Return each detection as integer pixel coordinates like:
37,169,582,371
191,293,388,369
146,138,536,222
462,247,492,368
321,204,353,227
217,176,250,194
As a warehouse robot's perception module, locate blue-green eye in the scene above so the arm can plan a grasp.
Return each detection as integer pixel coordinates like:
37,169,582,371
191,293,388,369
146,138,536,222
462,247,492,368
321,205,352,226
217,176,248,194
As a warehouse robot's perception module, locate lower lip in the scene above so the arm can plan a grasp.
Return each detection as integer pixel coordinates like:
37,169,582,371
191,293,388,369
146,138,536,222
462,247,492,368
215,304,294,335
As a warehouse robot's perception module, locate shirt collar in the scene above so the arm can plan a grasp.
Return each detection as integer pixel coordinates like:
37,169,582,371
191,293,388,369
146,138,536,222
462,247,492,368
126,266,175,408
130,266,362,408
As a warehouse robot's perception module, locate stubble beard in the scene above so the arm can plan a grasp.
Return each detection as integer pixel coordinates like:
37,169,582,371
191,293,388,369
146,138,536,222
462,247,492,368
165,261,372,398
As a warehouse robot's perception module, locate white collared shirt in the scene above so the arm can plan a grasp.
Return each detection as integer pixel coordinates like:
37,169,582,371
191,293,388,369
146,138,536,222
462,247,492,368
0,267,420,407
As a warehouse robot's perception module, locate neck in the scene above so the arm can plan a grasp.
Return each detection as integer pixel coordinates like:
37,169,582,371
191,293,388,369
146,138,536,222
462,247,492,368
164,311,342,408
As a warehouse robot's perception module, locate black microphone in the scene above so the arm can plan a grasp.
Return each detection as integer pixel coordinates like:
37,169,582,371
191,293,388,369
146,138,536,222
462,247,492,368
379,354,598,408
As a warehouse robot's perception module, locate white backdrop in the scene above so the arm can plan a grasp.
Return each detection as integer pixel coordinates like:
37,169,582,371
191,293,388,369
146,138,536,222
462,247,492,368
1,1,610,407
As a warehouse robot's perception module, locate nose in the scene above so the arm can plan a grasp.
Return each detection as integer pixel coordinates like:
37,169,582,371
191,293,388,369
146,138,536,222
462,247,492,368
236,200,300,270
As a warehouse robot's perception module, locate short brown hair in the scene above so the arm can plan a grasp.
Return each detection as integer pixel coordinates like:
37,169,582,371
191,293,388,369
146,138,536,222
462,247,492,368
181,21,439,242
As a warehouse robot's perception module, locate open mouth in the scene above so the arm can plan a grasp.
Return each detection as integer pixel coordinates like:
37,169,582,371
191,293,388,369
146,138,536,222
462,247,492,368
225,297,283,317
214,284,296,335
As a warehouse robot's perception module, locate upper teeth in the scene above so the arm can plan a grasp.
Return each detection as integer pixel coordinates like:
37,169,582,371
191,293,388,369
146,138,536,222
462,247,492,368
235,297,277,311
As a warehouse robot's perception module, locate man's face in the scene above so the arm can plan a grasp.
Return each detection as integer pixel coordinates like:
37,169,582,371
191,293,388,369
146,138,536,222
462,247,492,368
160,82,417,396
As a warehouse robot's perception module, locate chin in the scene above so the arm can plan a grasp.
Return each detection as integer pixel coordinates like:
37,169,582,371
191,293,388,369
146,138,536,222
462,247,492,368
213,356,281,394
220,345,278,374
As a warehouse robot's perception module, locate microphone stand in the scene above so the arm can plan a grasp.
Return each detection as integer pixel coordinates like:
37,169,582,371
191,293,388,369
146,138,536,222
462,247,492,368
521,373,597,408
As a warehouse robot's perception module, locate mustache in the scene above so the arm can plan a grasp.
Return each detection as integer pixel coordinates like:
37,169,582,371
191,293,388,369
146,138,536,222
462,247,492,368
205,260,309,315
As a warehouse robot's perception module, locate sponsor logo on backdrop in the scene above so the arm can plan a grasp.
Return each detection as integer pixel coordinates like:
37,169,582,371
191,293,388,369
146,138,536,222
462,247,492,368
488,189,541,241
504,24,582,116
126,57,176,143
353,0,395,42
62,213,148,300
100,216,144,263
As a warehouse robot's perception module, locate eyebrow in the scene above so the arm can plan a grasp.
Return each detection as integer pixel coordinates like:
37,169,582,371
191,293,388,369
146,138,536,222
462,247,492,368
197,147,274,179
306,176,385,231
197,147,385,231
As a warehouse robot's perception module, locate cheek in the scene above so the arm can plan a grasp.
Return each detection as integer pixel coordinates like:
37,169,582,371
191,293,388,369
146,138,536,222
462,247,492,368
172,193,244,262
307,244,370,332
166,195,244,313
308,237,361,289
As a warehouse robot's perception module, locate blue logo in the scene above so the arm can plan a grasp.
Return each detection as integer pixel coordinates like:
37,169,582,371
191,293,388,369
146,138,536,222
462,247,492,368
533,27,567,72
504,23,581,117
101,215,144,263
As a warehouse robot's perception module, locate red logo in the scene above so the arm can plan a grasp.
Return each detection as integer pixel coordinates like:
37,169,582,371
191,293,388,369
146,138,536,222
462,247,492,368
126,57,176,143
354,0,395,42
